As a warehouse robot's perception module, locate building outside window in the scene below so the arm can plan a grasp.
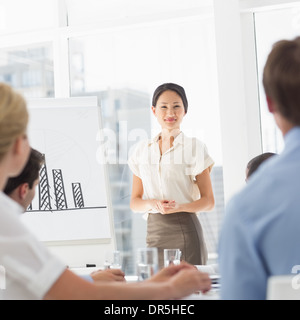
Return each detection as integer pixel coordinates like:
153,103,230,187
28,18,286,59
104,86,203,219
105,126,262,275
68,0,224,274
0,44,54,98
0,0,236,275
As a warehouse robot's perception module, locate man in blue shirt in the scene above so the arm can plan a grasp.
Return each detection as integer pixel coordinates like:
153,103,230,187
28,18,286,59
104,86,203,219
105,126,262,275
219,36,300,300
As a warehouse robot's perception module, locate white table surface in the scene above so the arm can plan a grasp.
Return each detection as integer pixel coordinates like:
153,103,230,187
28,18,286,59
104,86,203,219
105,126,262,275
71,266,220,300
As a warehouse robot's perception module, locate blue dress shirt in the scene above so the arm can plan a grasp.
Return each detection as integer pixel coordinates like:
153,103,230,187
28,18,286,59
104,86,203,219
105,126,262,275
80,275,93,282
219,127,300,300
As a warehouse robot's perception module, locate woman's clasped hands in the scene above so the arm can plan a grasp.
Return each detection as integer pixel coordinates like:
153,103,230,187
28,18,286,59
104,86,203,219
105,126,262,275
152,199,180,214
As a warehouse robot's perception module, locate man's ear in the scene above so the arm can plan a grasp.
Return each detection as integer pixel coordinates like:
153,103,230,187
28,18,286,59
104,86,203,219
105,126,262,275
18,183,29,200
266,96,275,113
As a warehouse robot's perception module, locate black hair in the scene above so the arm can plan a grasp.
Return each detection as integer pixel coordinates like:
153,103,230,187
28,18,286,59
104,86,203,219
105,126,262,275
246,152,276,179
152,83,188,113
4,148,45,195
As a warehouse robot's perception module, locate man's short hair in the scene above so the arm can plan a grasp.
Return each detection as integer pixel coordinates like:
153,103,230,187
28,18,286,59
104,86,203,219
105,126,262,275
4,148,44,195
263,36,300,125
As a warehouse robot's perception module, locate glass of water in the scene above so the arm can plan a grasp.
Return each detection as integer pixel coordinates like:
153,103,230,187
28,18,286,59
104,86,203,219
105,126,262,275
136,247,158,281
164,248,181,267
111,250,122,269
104,250,122,270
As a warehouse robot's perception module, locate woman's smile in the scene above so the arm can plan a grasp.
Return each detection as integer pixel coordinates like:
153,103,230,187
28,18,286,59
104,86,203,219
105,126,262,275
165,117,176,122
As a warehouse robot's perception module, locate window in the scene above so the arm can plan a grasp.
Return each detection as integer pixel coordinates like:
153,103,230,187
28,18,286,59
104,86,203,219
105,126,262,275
69,2,223,273
0,0,56,33
0,0,225,274
66,0,213,26
254,5,300,153
0,43,54,98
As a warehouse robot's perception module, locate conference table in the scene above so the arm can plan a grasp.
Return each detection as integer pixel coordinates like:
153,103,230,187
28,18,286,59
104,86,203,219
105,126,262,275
124,274,220,300
72,264,220,300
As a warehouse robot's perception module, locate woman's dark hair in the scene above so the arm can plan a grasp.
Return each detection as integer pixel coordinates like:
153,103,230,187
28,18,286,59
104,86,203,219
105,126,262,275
152,83,188,113
246,152,276,179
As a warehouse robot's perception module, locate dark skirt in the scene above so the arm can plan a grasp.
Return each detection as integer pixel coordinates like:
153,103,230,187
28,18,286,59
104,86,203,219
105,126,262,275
146,212,208,269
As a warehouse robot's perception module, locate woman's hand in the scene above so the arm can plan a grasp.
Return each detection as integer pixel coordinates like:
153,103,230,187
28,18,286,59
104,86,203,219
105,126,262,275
90,268,125,282
146,262,211,297
146,261,195,283
156,200,180,214
151,199,180,214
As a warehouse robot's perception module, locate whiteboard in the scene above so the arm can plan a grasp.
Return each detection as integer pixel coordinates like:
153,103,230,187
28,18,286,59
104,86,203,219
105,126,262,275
21,97,114,245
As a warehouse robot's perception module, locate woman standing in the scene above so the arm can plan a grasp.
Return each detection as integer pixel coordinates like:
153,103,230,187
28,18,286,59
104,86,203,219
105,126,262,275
128,83,215,268
0,82,211,299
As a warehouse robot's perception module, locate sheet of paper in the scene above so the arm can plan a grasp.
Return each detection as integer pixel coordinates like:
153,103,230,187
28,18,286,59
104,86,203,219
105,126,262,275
21,98,112,242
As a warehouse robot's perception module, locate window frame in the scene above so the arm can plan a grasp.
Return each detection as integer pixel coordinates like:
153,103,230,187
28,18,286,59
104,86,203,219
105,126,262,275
213,0,300,202
0,0,298,249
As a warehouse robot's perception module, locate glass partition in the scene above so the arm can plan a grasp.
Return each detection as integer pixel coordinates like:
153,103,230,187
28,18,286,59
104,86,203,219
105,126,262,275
0,43,54,98
255,5,300,153
0,0,56,34
69,6,224,273
66,0,213,26
0,0,225,275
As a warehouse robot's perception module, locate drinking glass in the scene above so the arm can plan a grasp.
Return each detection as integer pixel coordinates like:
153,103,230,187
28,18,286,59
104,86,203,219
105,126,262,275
164,248,181,267
136,247,158,281
104,250,122,269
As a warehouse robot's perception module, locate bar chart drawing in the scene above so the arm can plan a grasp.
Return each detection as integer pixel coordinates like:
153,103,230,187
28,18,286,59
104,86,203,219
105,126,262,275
53,169,68,210
39,161,52,211
72,182,85,208
27,155,105,213
22,97,112,242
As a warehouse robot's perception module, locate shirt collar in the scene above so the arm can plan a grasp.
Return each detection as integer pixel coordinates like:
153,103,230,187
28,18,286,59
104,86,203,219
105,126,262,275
284,126,300,149
149,131,184,146
0,191,24,215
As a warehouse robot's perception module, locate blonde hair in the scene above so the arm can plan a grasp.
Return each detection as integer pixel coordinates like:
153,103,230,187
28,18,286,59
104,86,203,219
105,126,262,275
0,83,29,162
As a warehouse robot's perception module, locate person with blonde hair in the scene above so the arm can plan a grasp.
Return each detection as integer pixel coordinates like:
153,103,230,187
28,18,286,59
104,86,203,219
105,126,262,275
0,82,211,300
4,146,126,283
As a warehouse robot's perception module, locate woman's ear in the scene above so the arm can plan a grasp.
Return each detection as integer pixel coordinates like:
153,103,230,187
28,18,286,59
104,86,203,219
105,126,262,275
151,106,156,116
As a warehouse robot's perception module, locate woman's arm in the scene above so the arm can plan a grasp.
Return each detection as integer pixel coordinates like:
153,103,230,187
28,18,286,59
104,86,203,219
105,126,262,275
44,269,173,300
157,168,215,214
90,268,125,282
44,264,211,300
181,168,215,212
130,174,157,212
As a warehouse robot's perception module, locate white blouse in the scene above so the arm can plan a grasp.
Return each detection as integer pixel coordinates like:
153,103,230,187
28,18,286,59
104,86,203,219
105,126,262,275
0,192,66,300
128,132,214,213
